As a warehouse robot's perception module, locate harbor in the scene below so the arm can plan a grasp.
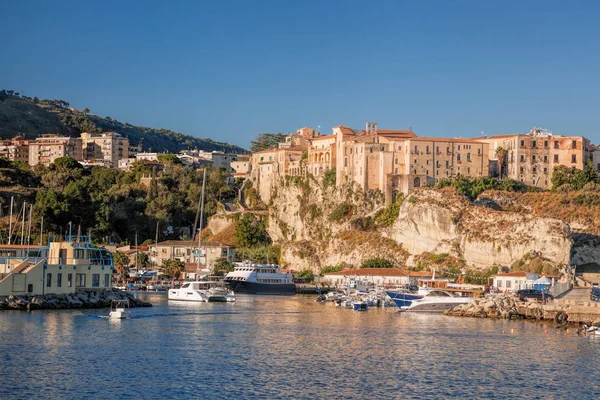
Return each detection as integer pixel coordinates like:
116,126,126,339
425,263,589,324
2,293,599,399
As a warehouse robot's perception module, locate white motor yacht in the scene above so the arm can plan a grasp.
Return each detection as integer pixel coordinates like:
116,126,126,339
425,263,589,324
405,290,473,312
168,281,235,302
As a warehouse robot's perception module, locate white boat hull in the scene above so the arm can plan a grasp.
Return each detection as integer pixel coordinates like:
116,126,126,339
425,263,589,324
168,289,209,302
109,310,131,319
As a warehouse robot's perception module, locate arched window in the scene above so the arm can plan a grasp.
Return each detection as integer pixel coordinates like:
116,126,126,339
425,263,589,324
414,177,421,188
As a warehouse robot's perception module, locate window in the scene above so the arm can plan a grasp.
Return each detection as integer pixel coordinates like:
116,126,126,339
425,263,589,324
397,146,402,151
520,140,525,147
544,141,548,148
467,167,471,174
544,155,548,162
572,140,577,149
105,274,110,287
554,141,559,149
395,158,398,164
506,280,512,288
67,273,72,287
572,155,577,163
426,146,430,153
478,148,481,155
554,154,559,163
467,153,471,162
520,167,524,174
497,280,503,288
74,249,85,259
533,167,537,174
445,160,449,168
414,159,418,164
458,145,461,151
57,273,62,288
46,273,52,287
414,145,418,153
544,167,548,174
436,146,440,153
395,168,398,174
532,140,537,148
92,274,100,288
532,155,536,162
76,274,86,288
457,154,461,161
520,154,525,162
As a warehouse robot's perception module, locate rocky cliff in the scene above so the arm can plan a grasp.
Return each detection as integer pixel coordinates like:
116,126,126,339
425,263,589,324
209,175,600,275
387,190,572,269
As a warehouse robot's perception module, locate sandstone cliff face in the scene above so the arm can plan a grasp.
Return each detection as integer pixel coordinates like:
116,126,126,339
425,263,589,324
388,190,572,268
231,176,594,273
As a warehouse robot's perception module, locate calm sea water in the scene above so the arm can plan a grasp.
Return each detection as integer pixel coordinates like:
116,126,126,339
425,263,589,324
1,293,599,399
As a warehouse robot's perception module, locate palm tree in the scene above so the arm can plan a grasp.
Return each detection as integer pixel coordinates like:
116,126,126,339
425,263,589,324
495,146,507,179
112,251,129,282
160,259,184,279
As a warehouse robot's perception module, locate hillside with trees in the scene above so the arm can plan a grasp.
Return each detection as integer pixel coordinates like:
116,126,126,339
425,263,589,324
0,90,247,154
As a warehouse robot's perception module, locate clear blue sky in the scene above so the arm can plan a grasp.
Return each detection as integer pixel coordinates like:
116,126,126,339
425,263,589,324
2,0,599,148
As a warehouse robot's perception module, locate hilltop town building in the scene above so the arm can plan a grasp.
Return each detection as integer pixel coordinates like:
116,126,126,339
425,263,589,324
28,134,83,166
81,131,129,167
478,128,592,189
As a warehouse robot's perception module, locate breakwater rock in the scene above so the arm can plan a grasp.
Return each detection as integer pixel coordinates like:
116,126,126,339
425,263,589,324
0,289,152,311
444,295,550,320
444,295,600,325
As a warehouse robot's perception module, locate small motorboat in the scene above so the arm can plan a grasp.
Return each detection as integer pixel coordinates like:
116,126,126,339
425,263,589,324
352,300,368,311
207,285,236,302
109,300,131,319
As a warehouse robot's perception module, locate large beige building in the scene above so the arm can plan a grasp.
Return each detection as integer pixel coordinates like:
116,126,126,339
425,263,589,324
28,134,83,166
81,131,129,167
335,123,489,203
248,123,596,205
478,128,592,189
150,240,235,272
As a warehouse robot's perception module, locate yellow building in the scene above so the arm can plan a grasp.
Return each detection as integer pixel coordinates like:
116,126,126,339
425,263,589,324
478,128,592,189
0,237,113,296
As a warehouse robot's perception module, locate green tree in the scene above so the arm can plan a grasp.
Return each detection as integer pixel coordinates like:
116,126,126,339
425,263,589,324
160,258,184,279
157,154,182,164
211,257,234,276
82,107,90,114
235,214,270,247
112,251,130,279
250,133,287,152
361,257,395,269
296,269,314,282
136,252,151,269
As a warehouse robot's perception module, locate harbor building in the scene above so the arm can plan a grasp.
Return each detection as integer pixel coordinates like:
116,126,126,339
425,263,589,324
322,268,433,287
0,236,114,296
150,240,235,272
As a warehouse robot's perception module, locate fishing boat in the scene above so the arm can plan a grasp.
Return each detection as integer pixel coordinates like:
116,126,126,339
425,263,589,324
224,262,296,295
404,290,472,312
109,300,131,319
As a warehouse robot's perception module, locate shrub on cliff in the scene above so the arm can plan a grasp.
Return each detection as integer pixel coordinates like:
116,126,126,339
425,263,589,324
437,176,526,201
328,202,354,222
375,195,404,226
322,168,336,189
295,269,314,282
320,264,344,274
235,213,270,247
361,257,395,269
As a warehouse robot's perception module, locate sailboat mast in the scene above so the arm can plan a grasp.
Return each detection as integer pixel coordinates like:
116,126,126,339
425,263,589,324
20,202,26,245
8,196,14,244
197,168,206,271
27,204,32,245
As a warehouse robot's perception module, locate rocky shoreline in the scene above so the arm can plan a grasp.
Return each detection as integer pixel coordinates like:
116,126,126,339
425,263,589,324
0,289,152,311
444,295,600,325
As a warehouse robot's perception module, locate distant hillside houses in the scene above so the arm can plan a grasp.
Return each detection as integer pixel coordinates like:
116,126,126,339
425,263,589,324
246,123,600,205
0,131,248,176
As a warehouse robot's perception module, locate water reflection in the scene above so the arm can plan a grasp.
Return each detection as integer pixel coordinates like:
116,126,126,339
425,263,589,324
1,294,599,399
